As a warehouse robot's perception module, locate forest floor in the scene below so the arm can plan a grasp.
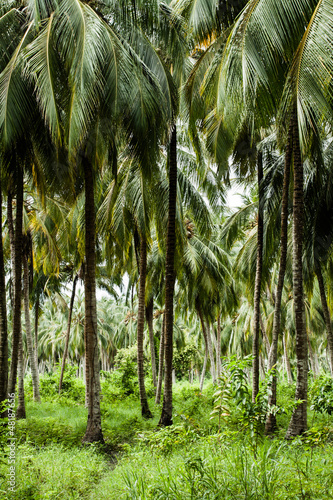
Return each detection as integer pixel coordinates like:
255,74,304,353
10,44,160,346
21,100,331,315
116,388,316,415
1,373,333,499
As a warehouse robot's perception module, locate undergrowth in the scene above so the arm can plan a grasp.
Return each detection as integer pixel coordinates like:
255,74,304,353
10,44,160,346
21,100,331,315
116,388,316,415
1,368,332,499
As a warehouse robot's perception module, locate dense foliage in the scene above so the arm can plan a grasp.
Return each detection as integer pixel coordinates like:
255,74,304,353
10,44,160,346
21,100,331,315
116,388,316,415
1,0,333,496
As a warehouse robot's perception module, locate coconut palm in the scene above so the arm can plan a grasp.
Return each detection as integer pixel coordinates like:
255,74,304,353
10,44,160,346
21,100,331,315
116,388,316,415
185,0,333,437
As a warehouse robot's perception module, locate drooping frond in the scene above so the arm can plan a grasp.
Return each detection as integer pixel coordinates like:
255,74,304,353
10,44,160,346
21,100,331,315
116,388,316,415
25,14,63,143
279,0,333,150
0,22,34,144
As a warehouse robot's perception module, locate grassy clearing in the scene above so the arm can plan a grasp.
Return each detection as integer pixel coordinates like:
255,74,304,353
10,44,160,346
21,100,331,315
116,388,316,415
89,438,333,499
1,378,333,499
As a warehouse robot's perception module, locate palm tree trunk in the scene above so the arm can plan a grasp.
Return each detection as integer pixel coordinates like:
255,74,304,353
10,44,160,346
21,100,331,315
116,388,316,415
7,191,15,308
252,151,263,402
82,157,103,443
265,119,292,434
196,301,216,383
0,174,8,409
315,264,333,376
146,298,157,387
307,336,317,378
286,112,308,439
206,323,216,383
159,124,177,427
200,337,208,392
283,332,293,383
23,250,40,402
137,236,152,418
216,314,221,379
155,313,165,405
260,355,266,378
59,274,78,393
34,293,39,349
16,333,26,419
259,313,270,356
8,166,23,395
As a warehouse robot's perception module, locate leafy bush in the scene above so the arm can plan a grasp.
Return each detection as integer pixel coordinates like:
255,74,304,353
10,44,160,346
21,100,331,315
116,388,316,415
211,356,282,448
137,423,203,455
310,375,333,415
173,344,198,379
101,345,154,400
25,366,85,405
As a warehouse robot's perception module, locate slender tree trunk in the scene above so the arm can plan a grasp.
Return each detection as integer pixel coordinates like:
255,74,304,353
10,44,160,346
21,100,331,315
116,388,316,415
283,332,293,384
59,274,78,393
8,166,24,395
265,119,292,434
146,298,157,387
206,323,216,383
137,236,152,418
200,342,208,392
216,314,221,379
34,293,39,350
16,333,26,419
307,336,317,379
84,329,89,407
286,112,308,439
159,124,177,427
252,151,263,402
155,314,165,404
259,313,270,356
23,250,40,402
0,174,8,409
260,355,266,378
82,158,103,443
196,302,216,383
7,191,15,308
316,264,333,376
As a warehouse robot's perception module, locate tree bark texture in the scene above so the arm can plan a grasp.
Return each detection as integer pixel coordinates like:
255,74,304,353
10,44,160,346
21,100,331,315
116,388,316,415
159,124,177,427
196,302,216,383
283,332,293,384
0,174,8,408
23,249,40,402
316,264,333,376
286,112,308,439
8,166,23,395
265,119,292,434
82,158,103,443
34,293,39,349
259,313,270,356
252,151,263,402
16,334,26,419
200,336,208,392
307,336,318,378
206,322,216,383
155,313,165,405
59,274,78,393
137,236,152,418
7,190,15,307
216,314,221,379
146,298,157,387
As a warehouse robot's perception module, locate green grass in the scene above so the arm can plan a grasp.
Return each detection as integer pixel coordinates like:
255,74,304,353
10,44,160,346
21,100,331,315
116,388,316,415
1,378,333,499
88,438,333,499
5,444,108,500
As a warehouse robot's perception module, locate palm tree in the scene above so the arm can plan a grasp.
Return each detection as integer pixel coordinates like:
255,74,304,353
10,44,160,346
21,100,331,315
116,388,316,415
59,273,79,393
0,167,8,409
19,0,172,441
186,0,333,437
22,232,40,402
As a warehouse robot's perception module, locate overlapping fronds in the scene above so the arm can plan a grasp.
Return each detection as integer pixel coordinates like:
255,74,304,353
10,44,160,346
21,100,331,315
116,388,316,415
0,22,34,144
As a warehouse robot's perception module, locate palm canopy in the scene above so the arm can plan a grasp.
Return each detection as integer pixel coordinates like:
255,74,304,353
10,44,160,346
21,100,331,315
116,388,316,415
0,0,173,161
197,0,333,151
